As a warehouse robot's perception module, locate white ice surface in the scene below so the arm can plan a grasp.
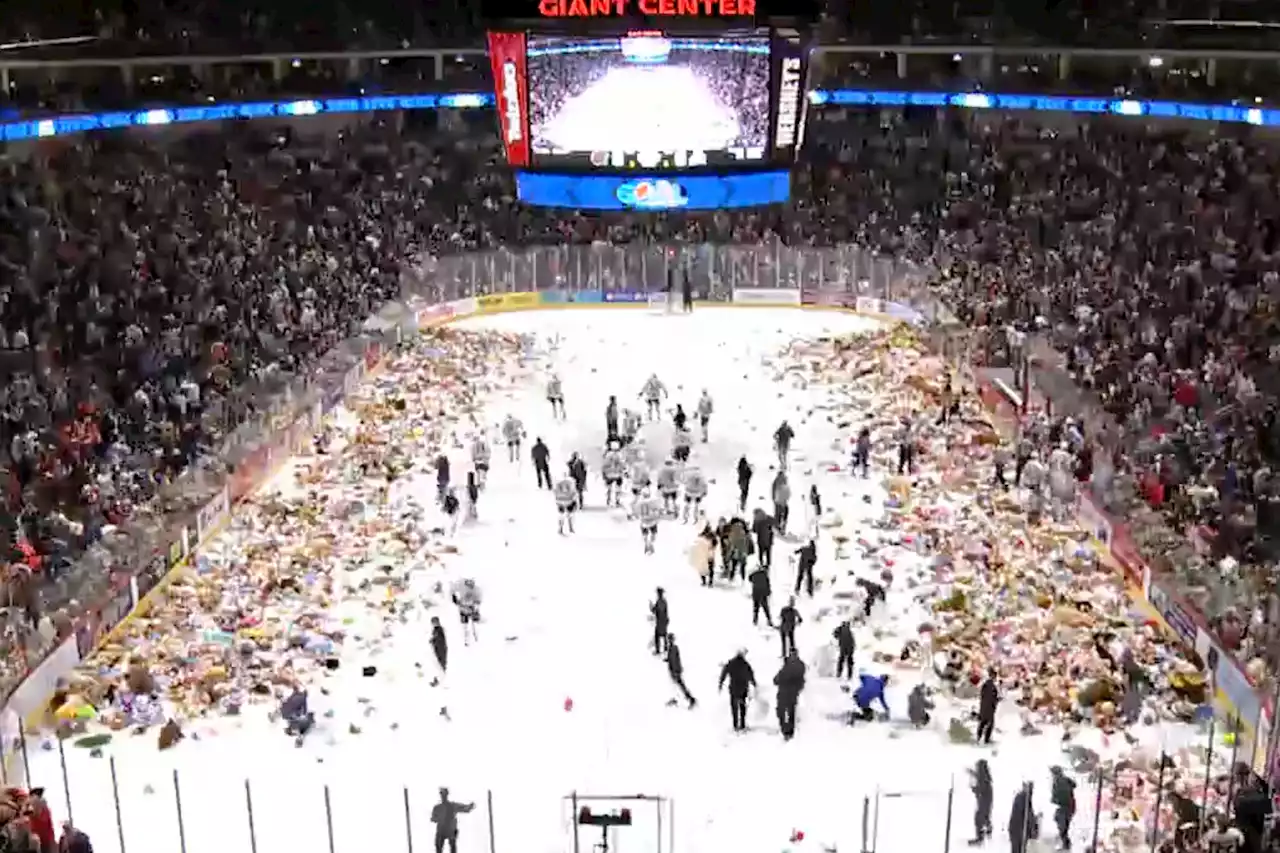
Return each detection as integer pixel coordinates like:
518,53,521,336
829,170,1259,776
28,308,1207,853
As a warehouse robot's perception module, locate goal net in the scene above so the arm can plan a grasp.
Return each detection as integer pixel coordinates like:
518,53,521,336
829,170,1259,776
560,794,672,853
647,292,675,315
860,787,956,853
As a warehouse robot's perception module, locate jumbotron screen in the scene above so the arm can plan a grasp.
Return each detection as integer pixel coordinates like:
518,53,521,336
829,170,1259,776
528,33,769,169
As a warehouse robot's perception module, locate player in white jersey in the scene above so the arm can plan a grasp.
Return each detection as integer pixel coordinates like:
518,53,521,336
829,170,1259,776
638,489,663,555
629,462,652,517
640,374,667,421
554,472,578,534
601,446,626,507
656,459,680,515
471,436,491,489
450,578,483,645
622,435,644,468
682,466,709,522
695,390,713,442
501,415,525,463
547,373,566,421
671,426,693,463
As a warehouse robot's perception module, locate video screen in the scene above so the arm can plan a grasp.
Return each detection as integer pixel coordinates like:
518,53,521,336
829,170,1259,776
526,33,770,170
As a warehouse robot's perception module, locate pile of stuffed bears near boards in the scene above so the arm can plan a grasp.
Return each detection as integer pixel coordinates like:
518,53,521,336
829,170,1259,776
39,326,530,752
773,326,1232,850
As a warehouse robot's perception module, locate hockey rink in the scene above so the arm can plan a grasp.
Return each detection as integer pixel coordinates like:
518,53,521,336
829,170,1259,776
28,307,1205,853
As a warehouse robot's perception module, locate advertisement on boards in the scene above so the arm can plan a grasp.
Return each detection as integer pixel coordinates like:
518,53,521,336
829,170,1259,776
416,303,455,328
478,291,540,312
1215,647,1263,733
883,302,925,325
1146,581,1198,647
449,298,478,317
602,290,649,304
486,31,530,168
733,288,802,305
1077,493,1114,548
196,487,229,542
855,296,884,315
5,636,78,722
800,287,856,308
76,580,134,658
363,340,382,371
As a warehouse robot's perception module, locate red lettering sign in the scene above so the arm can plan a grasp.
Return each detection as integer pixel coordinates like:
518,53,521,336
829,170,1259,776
536,0,756,16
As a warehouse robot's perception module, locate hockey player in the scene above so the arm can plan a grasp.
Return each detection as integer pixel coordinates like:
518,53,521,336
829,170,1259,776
774,420,795,469
568,452,588,506
639,488,663,555
656,459,680,515
671,426,693,463
532,438,552,489
748,563,773,627
752,508,776,568
442,488,461,534
672,403,688,432
554,470,578,535
665,633,697,708
719,650,756,732
696,390,713,442
451,578,482,645
602,444,625,507
650,587,670,654
502,414,524,463
793,538,817,597
779,596,802,657
832,619,856,680
605,395,620,443
722,516,750,581
629,459,652,517
682,465,708,522
773,649,806,740
471,435,491,489
736,456,753,510
621,408,643,445
1049,766,1076,850
640,374,667,421
547,373,566,420
851,672,890,722
772,471,792,533
969,760,994,845
853,427,872,478
435,453,451,503
280,688,316,744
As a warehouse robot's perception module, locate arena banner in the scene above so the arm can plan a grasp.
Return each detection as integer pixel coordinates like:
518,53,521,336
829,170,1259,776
477,291,539,312
732,287,801,305
601,290,649,304
485,31,530,168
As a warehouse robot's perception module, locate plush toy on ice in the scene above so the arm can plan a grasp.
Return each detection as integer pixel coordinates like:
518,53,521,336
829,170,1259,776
850,673,890,723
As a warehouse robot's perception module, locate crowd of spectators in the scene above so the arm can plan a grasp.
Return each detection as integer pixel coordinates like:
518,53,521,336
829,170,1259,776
2,6,1280,845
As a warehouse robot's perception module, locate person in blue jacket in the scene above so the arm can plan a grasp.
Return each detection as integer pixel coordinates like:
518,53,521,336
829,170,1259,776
851,673,890,723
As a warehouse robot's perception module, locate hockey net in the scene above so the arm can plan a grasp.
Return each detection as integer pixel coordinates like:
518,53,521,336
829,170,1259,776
559,794,672,853
860,787,956,853
646,293,676,315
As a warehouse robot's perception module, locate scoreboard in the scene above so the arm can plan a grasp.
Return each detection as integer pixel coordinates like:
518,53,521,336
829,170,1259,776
584,146,765,169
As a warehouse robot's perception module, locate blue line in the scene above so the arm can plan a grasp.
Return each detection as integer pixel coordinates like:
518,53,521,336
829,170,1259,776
5,87,1278,143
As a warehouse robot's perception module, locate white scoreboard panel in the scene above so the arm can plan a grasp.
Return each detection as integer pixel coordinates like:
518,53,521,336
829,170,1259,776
588,147,767,170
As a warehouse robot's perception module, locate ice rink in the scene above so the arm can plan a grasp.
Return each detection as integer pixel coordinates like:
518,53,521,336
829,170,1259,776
29,307,1203,853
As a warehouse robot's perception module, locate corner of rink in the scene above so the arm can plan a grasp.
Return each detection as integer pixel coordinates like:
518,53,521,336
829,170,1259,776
31,305,1220,853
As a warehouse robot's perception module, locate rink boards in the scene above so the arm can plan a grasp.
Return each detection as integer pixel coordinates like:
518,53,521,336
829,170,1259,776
13,289,1246,779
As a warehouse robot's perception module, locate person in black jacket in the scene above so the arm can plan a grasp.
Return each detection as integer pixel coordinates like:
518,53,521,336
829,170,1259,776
751,508,775,568
833,620,856,680
568,452,588,506
650,588,670,655
748,565,774,627
736,456,753,511
773,648,806,740
793,539,817,597
606,396,619,443
531,439,552,489
1233,777,1271,853
430,616,449,673
779,596,802,657
666,633,696,708
976,669,998,744
435,453,451,502
968,759,994,845
719,650,756,732
1049,766,1076,850
1008,782,1038,853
